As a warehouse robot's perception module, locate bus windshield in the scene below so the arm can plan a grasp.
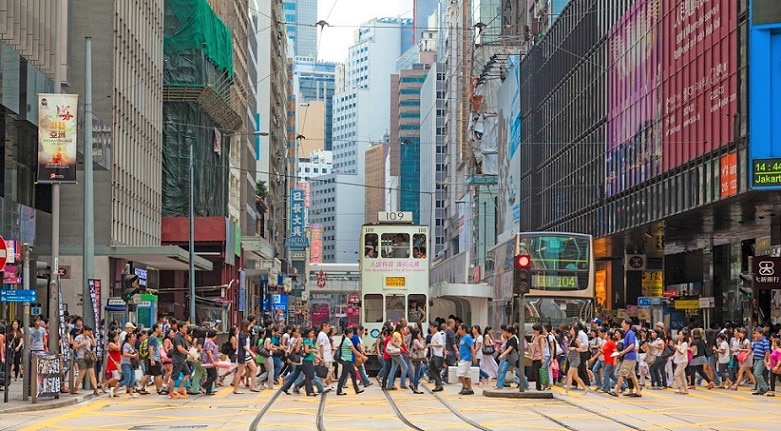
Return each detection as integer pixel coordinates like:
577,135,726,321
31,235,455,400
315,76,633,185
521,234,591,292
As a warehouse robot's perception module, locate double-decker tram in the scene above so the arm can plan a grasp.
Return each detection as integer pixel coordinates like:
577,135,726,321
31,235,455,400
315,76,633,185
485,232,594,331
360,212,429,367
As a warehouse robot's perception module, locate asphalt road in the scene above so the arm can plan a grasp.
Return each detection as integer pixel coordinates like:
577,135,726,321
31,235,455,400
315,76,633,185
3,381,779,431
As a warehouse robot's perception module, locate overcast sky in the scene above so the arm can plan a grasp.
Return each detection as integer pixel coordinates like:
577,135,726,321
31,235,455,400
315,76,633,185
316,0,414,62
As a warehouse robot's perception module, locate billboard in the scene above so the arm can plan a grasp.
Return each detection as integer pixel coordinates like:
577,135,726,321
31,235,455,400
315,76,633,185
748,1,781,188
310,223,323,264
497,61,521,235
37,93,79,183
605,0,662,197
286,189,308,250
661,0,738,171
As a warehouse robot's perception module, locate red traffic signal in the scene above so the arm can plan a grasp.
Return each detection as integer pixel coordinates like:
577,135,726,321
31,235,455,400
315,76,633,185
515,254,531,268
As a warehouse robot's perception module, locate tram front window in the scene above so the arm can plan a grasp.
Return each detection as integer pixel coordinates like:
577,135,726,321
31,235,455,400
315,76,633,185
364,294,383,323
381,233,410,258
386,294,405,323
364,233,378,258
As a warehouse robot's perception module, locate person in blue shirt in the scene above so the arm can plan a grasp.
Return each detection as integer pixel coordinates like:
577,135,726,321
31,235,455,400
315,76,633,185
751,329,771,395
456,324,476,395
611,318,641,398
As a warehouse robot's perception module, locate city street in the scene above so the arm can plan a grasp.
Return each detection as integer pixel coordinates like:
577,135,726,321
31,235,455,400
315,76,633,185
3,381,779,431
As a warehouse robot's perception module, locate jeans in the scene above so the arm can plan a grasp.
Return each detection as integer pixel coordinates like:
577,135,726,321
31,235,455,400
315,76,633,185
294,369,324,392
273,356,284,380
591,360,604,388
388,355,408,388
337,361,360,394
602,363,616,393
496,358,511,388
203,367,217,394
378,357,388,383
411,360,423,388
257,356,275,388
753,359,769,393
358,364,371,386
428,356,443,388
477,359,489,381
119,364,136,388
649,358,666,387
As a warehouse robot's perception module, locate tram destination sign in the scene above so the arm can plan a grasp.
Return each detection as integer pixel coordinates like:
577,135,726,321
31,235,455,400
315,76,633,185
752,158,781,187
751,256,781,289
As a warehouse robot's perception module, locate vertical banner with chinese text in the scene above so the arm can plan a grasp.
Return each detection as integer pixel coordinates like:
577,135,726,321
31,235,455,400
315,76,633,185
37,93,79,183
88,279,103,359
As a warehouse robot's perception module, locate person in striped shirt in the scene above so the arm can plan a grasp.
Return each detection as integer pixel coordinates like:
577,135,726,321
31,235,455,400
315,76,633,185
751,329,771,395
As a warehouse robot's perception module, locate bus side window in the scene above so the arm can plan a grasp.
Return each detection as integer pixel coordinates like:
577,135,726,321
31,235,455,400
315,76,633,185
412,234,426,259
386,294,405,323
407,294,426,324
364,233,378,258
364,294,383,323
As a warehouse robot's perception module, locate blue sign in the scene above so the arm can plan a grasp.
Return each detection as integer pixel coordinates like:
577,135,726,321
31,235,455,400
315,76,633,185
263,294,288,313
637,297,651,307
749,1,781,188
0,289,37,303
288,189,307,251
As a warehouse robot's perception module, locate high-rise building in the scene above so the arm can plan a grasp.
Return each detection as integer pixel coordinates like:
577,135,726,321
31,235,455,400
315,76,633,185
294,59,336,150
414,0,440,41
284,0,318,59
420,62,447,257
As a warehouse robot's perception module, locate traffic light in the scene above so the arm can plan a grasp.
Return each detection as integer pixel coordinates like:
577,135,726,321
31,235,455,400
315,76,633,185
739,272,753,299
513,254,531,295
121,274,140,301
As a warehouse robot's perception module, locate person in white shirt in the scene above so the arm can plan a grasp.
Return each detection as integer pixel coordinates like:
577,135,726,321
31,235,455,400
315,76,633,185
316,322,334,384
576,323,591,386
714,333,732,389
426,322,444,391
673,330,690,395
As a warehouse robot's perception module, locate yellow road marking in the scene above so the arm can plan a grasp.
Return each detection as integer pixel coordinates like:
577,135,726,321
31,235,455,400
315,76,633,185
18,398,111,431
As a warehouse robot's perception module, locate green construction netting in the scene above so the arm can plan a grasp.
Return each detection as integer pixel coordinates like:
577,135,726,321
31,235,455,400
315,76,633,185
164,0,234,80
162,102,230,217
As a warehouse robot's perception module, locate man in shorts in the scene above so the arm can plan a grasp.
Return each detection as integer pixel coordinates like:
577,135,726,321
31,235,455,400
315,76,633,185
612,318,641,398
167,324,193,399
456,324,476,395
141,325,163,394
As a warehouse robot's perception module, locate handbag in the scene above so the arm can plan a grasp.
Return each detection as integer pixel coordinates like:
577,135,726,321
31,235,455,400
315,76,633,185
661,344,675,358
645,354,657,365
482,345,495,355
314,364,329,379
410,344,426,362
506,350,520,366
258,340,271,358
737,351,749,363
386,341,401,356
83,350,98,366
539,366,550,388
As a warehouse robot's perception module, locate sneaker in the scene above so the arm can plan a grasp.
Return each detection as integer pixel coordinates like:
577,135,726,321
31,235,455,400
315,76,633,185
464,390,475,395
169,391,180,399
363,382,374,387
109,387,115,398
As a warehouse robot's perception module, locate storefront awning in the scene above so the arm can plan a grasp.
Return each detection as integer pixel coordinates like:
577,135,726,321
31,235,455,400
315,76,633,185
431,282,493,299
33,244,213,271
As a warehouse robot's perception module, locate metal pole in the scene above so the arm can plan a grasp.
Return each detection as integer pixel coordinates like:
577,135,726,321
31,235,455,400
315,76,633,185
748,256,755,332
22,244,31,401
48,0,62,358
518,294,526,393
83,36,95,328
189,141,196,323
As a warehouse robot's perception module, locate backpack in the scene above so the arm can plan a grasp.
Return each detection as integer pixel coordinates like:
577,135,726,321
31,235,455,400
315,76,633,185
138,338,150,359
220,340,233,356
335,336,346,364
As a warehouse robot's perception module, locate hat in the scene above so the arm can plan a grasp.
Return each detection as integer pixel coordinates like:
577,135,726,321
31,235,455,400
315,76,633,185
125,322,137,329
655,321,665,328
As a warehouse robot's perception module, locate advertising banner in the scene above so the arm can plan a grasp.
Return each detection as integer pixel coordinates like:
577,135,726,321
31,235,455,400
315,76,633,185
37,93,79,183
720,152,738,197
310,223,322,264
497,61,521,234
605,0,662,196
88,279,103,359
662,0,738,172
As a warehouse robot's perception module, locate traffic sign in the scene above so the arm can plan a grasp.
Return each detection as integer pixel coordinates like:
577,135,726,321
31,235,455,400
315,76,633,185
625,254,646,271
637,297,651,307
0,234,6,268
31,306,42,316
751,256,781,289
0,289,37,303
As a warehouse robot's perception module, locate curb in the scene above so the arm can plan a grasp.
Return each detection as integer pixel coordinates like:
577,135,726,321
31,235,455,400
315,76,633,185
0,393,99,414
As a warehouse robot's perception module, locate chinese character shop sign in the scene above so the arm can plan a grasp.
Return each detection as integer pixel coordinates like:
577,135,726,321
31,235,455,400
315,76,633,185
286,189,308,250
37,93,79,183
752,256,781,290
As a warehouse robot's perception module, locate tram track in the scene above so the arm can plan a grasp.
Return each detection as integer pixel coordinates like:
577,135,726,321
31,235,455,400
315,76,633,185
247,388,284,431
419,384,495,431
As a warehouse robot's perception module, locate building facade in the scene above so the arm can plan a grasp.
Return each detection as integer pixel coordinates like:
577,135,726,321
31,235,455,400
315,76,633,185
283,0,318,59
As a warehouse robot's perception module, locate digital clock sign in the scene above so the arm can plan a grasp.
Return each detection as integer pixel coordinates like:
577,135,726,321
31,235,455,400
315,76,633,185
753,158,781,187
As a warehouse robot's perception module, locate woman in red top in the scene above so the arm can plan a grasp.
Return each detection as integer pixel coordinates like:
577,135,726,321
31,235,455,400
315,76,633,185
600,329,618,393
101,332,121,397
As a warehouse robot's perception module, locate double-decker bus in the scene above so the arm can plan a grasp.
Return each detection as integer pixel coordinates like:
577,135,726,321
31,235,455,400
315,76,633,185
485,232,594,331
359,212,429,360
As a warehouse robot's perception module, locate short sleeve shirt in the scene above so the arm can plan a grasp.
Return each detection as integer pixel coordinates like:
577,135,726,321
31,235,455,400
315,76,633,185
121,343,136,365
623,329,638,361
172,333,188,362
430,332,445,357
202,339,218,367
74,334,92,359
30,327,46,351
340,337,354,363
317,331,333,362
459,334,474,362
303,338,316,362
148,335,161,361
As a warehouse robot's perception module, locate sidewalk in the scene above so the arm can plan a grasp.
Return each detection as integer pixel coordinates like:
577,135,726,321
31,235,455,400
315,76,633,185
0,379,99,414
